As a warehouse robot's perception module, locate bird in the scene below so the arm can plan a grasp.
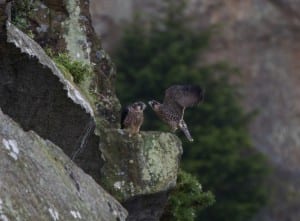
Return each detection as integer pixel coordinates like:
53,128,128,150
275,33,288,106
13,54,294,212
121,101,147,137
148,84,204,142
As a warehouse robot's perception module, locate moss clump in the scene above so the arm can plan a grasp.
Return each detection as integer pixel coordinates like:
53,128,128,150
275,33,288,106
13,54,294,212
161,170,215,221
53,53,93,84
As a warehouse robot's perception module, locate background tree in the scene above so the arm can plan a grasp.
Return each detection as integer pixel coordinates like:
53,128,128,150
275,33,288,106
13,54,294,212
114,1,269,220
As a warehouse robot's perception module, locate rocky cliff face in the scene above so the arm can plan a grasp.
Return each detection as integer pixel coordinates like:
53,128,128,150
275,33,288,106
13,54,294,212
0,1,183,220
89,0,300,220
0,108,127,221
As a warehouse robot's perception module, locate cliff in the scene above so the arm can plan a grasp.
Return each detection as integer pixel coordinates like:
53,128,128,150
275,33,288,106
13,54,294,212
0,1,182,220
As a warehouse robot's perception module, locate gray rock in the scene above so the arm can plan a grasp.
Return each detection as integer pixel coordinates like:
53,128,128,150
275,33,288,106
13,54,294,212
0,21,102,182
11,0,121,127
0,109,127,221
100,130,182,221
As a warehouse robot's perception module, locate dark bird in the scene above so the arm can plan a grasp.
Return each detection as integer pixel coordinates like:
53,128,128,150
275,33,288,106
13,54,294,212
148,85,204,142
121,101,147,137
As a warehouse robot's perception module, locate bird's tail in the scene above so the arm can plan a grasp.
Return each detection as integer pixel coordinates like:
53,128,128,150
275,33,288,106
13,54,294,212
179,120,194,142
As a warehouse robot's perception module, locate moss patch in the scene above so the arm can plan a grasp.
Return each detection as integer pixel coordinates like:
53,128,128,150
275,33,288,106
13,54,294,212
53,53,93,84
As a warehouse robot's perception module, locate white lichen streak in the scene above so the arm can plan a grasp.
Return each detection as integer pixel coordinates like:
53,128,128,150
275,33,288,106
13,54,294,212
70,210,82,219
37,24,49,33
48,208,59,221
0,199,9,221
40,2,47,9
2,138,20,161
117,129,125,135
129,182,135,194
112,210,118,217
63,0,91,62
116,171,125,176
72,90,94,116
113,181,125,190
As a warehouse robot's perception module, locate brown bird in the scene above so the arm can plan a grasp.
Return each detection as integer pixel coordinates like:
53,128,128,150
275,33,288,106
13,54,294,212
121,101,147,137
148,85,204,142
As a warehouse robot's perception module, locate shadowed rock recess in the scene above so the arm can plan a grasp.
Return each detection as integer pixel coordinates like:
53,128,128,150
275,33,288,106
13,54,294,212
0,1,183,221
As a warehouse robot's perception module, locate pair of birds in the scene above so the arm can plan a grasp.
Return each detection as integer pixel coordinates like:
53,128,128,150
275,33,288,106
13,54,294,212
121,84,204,142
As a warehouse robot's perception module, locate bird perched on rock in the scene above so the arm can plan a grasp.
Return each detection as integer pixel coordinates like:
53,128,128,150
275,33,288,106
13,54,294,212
148,85,204,142
121,101,147,137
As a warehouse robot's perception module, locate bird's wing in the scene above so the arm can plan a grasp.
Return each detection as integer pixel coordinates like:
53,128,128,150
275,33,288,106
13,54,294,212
162,94,184,119
164,85,204,108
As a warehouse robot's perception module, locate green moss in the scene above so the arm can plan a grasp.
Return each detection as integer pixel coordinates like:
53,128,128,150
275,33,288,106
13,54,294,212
50,53,93,84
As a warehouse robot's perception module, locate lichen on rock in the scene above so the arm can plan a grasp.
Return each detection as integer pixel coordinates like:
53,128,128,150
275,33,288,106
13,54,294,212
100,130,182,200
63,0,91,62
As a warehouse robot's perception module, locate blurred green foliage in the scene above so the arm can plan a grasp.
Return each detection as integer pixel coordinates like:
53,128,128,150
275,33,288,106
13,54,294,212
161,170,215,221
114,1,269,221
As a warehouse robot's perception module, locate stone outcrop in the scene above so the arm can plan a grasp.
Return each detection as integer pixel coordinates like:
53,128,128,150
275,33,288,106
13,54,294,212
100,131,182,200
0,21,102,182
0,108,127,221
100,130,182,220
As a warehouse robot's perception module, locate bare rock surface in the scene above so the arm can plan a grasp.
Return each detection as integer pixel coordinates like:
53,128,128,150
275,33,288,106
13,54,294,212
0,21,102,180
100,130,182,221
0,108,127,221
